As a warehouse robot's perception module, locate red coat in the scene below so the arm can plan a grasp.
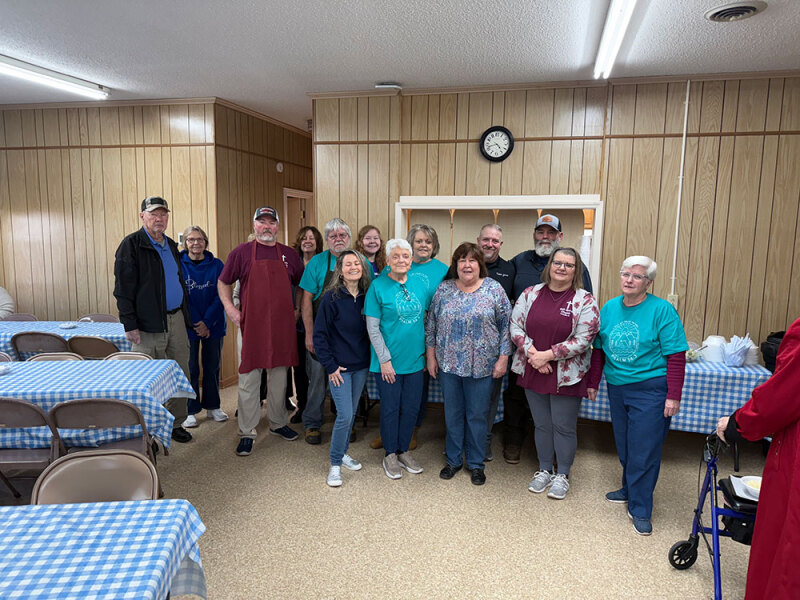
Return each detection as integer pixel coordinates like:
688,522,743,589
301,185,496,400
734,317,800,600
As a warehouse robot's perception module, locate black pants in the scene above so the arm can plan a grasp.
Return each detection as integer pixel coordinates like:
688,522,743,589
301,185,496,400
502,372,533,447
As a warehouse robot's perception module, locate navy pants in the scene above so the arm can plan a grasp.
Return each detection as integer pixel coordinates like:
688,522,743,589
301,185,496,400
607,376,671,520
377,370,423,455
187,337,223,413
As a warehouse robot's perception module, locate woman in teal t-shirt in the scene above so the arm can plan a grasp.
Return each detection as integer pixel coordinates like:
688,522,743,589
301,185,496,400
365,238,429,480
586,255,688,537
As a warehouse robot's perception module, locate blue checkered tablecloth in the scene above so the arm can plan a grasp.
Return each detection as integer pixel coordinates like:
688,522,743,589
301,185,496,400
0,321,131,360
0,499,207,600
0,359,195,449
578,361,772,434
366,372,508,422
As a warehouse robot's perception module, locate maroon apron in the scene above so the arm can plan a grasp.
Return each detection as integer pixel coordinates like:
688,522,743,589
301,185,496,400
239,241,298,373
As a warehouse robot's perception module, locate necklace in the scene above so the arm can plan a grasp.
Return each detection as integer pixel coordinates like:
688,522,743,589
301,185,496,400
547,286,570,303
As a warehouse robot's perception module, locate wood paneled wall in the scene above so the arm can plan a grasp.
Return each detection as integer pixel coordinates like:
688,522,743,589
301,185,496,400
214,104,313,384
313,77,800,344
0,103,216,320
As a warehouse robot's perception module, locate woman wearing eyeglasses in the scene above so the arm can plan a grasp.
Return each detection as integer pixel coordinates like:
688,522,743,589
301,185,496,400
426,242,512,486
586,255,688,536
364,238,430,480
509,248,599,500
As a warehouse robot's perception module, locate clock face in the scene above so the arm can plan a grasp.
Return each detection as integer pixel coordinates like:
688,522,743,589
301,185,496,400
480,126,514,162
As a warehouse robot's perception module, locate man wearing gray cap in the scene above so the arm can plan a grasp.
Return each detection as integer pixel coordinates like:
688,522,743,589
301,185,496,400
218,207,304,456
502,214,593,463
114,196,194,443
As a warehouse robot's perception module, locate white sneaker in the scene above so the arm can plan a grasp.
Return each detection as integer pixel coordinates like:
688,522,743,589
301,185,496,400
207,409,228,422
341,454,362,471
327,465,342,487
183,414,198,428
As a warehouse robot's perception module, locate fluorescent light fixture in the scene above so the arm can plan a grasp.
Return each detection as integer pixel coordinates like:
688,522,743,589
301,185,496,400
0,54,110,100
593,0,638,79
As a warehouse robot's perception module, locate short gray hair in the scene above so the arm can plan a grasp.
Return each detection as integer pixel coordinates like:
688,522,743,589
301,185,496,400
323,218,351,240
385,238,413,258
182,225,209,250
406,223,440,258
622,255,657,280
479,223,503,236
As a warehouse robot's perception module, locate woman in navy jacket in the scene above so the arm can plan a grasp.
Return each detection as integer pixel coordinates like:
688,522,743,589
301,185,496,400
313,250,372,487
180,226,228,427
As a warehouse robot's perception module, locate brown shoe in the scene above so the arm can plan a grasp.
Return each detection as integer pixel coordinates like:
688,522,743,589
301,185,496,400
305,428,321,445
369,435,383,449
503,444,521,464
409,426,419,450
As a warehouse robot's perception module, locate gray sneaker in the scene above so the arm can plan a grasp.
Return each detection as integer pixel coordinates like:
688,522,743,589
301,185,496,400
547,474,570,499
382,453,403,479
397,451,423,474
327,465,342,487
341,454,362,471
528,470,554,493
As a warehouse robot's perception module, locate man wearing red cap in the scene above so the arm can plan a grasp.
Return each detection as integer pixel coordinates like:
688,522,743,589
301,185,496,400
218,207,304,456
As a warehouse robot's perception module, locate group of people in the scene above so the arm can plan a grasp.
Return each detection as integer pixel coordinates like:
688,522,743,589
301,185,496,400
113,196,691,537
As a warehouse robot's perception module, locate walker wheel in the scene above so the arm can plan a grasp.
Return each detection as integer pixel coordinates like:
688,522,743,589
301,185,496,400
668,539,698,570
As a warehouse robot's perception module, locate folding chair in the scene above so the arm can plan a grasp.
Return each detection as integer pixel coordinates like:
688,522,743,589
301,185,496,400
0,398,64,498
104,351,153,360
31,449,159,504
0,352,12,362
67,336,120,359
26,352,83,362
10,332,69,360
77,313,120,323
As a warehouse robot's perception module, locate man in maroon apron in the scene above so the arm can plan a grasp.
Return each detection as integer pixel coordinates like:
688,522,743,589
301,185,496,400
218,207,304,456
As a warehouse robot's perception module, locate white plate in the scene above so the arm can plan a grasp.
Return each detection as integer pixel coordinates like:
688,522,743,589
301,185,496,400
58,322,77,329
741,475,762,500
730,475,760,501
0,364,12,375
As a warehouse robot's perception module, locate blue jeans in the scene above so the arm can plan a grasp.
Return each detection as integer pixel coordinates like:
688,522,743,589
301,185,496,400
439,371,494,470
187,337,223,413
607,376,671,520
329,368,368,466
377,370,423,455
415,370,431,427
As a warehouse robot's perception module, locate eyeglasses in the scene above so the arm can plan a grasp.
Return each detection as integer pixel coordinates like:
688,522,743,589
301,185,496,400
552,261,575,270
620,271,648,281
399,283,411,300
328,233,349,240
185,238,205,244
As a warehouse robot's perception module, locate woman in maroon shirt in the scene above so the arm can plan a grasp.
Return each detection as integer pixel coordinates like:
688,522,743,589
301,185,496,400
509,248,600,500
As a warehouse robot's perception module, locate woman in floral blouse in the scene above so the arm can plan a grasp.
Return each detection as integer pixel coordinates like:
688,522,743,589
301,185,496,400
426,242,512,486
510,247,599,500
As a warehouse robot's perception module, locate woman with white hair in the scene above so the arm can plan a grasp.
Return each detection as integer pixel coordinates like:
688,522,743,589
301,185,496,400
586,256,688,536
364,238,430,480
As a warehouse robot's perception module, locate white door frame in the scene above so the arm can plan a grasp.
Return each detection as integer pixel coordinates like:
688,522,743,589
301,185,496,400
282,187,315,242
395,194,604,287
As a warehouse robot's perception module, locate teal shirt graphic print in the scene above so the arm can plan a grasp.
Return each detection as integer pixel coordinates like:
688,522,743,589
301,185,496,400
596,294,688,386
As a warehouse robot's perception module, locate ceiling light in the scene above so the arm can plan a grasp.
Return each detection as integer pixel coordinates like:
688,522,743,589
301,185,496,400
374,82,402,90
593,0,638,79
0,54,110,100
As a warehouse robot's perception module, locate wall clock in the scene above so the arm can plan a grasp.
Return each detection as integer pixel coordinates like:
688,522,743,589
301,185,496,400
479,126,514,162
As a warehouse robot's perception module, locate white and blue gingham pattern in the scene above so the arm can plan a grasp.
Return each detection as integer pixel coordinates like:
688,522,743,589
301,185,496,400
0,360,195,449
0,499,206,600
579,361,772,433
0,321,131,360
366,372,508,422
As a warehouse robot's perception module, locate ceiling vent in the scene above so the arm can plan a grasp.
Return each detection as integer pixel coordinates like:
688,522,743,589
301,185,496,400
704,1,767,22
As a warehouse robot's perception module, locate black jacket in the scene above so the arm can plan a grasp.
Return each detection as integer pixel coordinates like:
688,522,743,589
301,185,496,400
113,228,192,333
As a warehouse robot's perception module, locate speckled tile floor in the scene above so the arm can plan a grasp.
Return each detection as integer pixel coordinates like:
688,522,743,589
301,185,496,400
3,385,761,600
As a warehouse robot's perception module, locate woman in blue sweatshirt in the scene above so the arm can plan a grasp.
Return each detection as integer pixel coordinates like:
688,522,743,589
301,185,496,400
180,226,228,427
313,249,372,487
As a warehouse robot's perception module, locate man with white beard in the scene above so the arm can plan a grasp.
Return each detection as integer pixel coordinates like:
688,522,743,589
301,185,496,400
502,214,593,464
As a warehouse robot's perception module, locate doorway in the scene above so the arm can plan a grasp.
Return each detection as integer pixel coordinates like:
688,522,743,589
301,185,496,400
282,188,315,245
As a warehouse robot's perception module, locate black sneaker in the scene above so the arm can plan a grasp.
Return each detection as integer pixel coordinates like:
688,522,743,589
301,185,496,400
269,426,299,441
439,464,462,480
236,438,253,456
171,427,192,443
470,468,486,486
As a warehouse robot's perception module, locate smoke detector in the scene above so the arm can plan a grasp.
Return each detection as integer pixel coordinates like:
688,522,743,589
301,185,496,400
704,1,767,22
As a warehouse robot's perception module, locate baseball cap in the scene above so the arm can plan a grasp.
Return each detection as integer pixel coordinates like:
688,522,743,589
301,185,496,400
141,196,169,212
253,206,279,222
535,214,561,232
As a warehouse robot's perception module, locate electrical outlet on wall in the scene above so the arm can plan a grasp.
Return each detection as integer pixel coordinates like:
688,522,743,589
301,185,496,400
667,294,679,309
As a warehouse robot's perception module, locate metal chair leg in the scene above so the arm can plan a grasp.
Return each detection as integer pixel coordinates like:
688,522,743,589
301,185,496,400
0,469,22,498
